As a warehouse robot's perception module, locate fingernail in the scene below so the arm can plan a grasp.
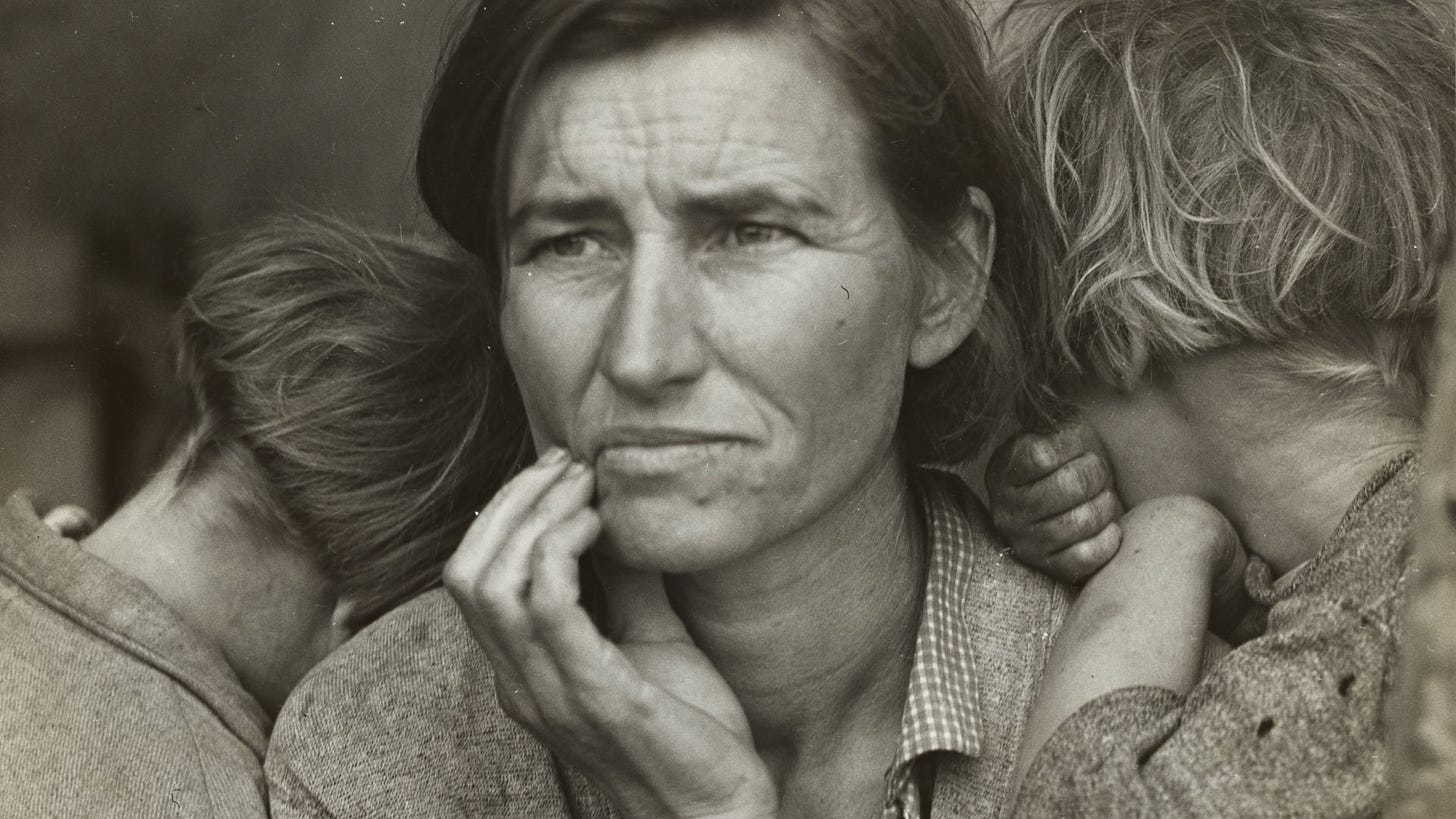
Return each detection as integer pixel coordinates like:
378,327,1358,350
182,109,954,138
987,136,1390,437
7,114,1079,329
541,447,569,465
565,461,589,479
1031,443,1056,470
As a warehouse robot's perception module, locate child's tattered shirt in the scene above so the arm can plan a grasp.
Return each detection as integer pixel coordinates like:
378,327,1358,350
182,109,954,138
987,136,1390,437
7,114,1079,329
1015,452,1418,817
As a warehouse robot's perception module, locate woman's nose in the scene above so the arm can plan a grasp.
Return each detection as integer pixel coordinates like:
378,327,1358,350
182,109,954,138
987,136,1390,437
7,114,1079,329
600,246,707,398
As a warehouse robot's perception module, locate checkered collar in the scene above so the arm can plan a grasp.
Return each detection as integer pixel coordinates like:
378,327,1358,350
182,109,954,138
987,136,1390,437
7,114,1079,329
882,467,985,819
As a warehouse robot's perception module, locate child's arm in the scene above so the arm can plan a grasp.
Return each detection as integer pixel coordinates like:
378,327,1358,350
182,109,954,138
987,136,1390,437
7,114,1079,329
1006,474,1411,819
1009,496,1246,797
993,426,1405,816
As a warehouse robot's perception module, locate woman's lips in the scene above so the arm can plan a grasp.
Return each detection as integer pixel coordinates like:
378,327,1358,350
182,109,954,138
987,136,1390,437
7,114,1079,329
594,439,743,477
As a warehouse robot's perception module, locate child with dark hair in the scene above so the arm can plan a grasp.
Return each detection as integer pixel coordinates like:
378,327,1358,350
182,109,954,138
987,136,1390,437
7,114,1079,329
987,0,1454,814
0,214,528,816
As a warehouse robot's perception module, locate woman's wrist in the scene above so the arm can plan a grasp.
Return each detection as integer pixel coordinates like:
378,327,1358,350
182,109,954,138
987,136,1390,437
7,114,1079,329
607,775,776,819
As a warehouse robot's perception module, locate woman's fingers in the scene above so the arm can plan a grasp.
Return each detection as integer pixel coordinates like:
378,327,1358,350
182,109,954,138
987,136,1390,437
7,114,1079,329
446,447,573,581
527,506,603,642
482,462,595,605
442,460,772,817
445,452,598,729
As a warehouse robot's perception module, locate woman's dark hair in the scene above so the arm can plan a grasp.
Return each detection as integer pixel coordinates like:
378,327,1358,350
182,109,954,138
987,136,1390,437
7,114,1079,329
176,213,531,626
417,0,1054,463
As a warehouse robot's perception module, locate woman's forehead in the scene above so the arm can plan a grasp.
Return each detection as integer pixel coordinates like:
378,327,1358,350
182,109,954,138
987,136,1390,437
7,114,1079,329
507,26,875,214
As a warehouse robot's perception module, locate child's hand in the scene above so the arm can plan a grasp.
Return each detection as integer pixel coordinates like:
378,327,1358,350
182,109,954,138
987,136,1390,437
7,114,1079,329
41,503,97,539
986,422,1123,583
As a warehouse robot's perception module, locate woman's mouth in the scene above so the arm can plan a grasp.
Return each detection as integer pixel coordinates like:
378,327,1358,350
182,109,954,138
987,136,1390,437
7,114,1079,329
595,439,743,477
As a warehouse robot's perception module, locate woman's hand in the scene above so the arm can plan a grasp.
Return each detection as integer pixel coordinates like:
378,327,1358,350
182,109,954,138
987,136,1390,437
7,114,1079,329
986,422,1124,582
443,449,776,819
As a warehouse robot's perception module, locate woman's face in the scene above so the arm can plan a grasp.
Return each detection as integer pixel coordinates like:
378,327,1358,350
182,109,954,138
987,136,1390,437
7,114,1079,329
503,27,963,571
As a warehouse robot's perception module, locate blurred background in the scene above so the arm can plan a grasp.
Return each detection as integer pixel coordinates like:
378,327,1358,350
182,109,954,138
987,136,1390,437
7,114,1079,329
1,0,466,514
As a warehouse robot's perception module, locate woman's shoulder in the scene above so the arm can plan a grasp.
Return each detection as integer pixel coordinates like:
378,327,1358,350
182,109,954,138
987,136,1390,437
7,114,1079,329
279,588,487,720
267,589,578,817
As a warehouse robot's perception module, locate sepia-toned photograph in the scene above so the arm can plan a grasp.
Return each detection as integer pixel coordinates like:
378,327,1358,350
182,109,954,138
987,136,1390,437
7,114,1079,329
2,0,1453,815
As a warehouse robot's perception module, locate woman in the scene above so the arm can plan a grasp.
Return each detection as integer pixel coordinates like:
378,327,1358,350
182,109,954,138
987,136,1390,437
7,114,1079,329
263,1,1077,816
0,215,527,816
983,0,1455,814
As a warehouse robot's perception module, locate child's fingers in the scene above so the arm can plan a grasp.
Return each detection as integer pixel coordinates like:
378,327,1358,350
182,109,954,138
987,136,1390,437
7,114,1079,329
990,420,1107,489
1048,421,1107,463
987,431,1064,489
42,504,97,539
998,451,1114,521
1023,489,1121,550
1041,522,1122,583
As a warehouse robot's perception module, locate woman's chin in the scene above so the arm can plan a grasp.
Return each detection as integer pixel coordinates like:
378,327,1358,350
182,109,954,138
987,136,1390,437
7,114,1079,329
596,496,762,575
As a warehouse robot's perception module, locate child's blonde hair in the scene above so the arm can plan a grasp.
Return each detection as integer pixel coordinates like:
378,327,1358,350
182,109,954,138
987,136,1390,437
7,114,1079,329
1003,0,1455,419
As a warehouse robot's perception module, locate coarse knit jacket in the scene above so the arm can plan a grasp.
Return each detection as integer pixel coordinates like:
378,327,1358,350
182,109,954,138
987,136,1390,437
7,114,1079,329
0,491,270,818
266,469,1070,818
1014,451,1420,818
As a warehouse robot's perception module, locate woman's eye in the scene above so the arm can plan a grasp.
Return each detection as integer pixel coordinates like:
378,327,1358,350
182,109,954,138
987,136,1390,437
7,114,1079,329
726,222,796,249
524,232,607,263
548,234,591,257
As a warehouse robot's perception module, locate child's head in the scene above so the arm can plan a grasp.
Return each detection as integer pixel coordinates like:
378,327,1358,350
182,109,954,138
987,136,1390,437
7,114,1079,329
1004,0,1455,419
172,214,530,627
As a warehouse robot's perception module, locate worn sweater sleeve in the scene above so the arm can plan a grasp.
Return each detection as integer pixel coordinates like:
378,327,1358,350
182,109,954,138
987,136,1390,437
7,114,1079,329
1014,452,1416,818
265,590,589,818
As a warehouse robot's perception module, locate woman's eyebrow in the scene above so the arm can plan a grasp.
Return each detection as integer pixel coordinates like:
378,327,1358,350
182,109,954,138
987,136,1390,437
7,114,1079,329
681,184,833,221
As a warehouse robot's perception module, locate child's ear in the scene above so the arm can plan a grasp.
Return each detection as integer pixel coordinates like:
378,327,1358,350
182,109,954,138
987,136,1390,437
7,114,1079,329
1094,333,1150,393
909,187,995,369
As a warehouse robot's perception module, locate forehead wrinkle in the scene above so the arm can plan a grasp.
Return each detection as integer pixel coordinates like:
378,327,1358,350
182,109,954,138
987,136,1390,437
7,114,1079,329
512,80,647,221
513,29,880,228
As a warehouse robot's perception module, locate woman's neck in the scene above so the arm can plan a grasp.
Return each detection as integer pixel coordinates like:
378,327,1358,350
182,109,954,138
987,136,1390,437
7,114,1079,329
1076,350,1420,576
665,454,925,770
81,461,344,714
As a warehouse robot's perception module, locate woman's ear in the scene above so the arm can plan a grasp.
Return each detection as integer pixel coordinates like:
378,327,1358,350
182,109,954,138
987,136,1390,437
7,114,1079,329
327,595,359,651
909,187,995,369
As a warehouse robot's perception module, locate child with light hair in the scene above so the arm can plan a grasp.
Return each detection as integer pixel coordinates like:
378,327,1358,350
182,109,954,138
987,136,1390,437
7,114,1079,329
985,0,1455,814
0,214,528,816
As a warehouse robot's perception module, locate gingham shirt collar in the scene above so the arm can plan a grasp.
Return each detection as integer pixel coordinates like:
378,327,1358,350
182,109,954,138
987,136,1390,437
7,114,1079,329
882,468,983,819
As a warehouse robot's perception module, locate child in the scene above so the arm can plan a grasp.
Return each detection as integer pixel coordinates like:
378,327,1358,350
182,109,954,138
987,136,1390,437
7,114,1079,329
988,0,1454,814
0,214,528,816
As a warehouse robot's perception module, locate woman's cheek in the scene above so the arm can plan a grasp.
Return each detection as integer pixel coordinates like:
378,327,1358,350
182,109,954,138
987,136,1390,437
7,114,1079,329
501,286,592,447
